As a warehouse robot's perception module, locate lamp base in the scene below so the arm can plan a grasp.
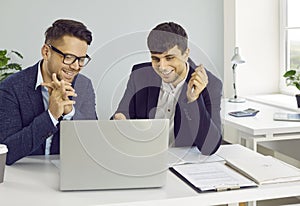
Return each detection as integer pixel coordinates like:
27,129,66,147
228,97,246,103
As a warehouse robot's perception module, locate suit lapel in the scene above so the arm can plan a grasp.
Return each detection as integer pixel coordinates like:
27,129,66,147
147,86,160,118
26,64,45,116
146,68,161,118
27,86,44,116
177,60,195,103
174,61,195,140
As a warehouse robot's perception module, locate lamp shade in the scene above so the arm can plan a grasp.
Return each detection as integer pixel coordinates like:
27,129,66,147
229,47,246,103
231,47,245,64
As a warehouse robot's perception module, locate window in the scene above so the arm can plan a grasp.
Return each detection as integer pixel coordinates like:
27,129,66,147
280,0,300,94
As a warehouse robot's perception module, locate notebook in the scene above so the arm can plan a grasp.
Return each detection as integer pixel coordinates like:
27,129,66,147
273,112,300,122
59,119,169,191
217,144,300,185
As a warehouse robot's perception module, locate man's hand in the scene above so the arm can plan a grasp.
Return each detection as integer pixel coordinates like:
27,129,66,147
114,113,127,120
186,64,208,103
42,73,77,119
47,86,76,119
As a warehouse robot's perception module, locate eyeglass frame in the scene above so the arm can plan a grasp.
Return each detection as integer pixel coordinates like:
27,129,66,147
47,44,91,67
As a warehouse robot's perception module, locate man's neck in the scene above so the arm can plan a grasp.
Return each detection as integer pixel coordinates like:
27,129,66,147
40,60,51,83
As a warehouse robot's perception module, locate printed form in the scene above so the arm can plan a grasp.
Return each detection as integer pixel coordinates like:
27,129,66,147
170,162,257,192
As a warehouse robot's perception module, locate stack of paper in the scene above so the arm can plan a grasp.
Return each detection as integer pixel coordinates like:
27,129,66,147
217,144,300,185
226,155,300,185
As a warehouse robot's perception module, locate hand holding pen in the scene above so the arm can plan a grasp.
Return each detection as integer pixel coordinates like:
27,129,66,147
186,64,208,103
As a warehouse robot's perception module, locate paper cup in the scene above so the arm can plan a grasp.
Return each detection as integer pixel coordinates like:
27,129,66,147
0,144,8,183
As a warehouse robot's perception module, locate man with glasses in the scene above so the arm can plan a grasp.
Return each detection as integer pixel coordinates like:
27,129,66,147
0,19,97,165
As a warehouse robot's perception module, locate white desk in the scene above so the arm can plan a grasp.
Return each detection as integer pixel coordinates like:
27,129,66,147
222,99,300,151
1,145,300,206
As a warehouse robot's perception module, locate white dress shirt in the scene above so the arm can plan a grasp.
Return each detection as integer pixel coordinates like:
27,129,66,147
35,61,75,155
155,63,189,146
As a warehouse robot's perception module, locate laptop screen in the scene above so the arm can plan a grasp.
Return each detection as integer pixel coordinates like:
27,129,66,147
59,119,169,191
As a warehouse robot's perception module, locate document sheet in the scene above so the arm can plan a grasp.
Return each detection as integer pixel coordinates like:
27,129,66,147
168,146,224,167
170,162,257,192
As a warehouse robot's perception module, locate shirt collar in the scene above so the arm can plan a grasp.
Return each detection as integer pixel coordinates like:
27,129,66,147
35,60,44,90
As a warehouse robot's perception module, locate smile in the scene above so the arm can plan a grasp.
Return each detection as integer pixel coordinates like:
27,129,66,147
63,69,75,76
61,69,77,81
161,70,172,75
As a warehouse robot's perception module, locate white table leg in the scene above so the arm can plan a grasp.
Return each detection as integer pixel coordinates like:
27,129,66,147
227,203,239,206
247,201,257,206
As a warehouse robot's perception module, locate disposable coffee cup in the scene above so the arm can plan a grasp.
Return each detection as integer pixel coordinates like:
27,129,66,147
0,144,8,183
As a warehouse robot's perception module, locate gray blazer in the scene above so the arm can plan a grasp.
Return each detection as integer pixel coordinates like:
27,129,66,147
0,62,97,165
114,59,223,155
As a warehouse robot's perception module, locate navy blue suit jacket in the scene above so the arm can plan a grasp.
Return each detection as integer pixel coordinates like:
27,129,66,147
0,62,97,165
115,59,222,155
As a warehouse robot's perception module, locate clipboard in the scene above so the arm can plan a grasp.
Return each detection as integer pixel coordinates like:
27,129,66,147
170,162,257,192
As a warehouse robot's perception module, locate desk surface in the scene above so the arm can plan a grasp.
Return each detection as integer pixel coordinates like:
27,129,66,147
1,145,300,206
222,99,300,136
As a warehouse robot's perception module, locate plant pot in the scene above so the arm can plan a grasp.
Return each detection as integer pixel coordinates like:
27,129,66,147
296,94,300,108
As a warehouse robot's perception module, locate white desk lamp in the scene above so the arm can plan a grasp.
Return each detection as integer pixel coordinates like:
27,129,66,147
229,47,246,103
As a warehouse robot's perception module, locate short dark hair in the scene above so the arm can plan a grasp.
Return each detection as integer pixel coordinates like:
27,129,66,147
44,19,92,45
147,22,188,54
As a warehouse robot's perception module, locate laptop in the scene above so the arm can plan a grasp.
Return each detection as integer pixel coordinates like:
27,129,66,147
273,112,300,122
59,119,169,191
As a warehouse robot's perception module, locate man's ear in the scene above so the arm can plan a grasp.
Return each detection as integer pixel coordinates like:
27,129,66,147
41,44,50,60
183,48,190,61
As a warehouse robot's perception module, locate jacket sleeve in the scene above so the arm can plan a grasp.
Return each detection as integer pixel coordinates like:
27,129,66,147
113,62,162,120
113,65,139,119
73,77,98,120
195,76,223,155
0,84,58,165
174,71,223,155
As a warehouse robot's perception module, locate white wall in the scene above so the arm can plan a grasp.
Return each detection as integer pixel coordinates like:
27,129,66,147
223,0,236,98
223,0,280,99
1,0,224,119
223,0,280,144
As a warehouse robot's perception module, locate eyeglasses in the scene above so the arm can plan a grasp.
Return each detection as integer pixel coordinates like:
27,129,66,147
48,44,91,67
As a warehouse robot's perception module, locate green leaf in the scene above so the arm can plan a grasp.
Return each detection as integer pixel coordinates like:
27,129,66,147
289,76,295,81
6,63,22,71
0,49,23,82
0,66,9,71
296,83,300,91
11,50,23,59
0,58,9,68
0,50,10,64
0,72,14,81
283,70,296,77
0,50,7,57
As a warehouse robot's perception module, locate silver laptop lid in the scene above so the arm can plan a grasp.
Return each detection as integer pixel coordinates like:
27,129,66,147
60,119,169,191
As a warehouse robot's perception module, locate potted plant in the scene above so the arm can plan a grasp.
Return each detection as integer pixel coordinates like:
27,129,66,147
283,69,300,107
0,49,23,82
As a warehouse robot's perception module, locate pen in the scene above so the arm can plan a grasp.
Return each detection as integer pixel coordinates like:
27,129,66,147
191,86,195,94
